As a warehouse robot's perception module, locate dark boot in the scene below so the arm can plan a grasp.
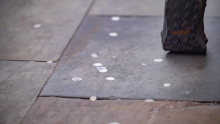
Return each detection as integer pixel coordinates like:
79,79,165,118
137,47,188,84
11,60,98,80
200,0,208,44
161,0,208,53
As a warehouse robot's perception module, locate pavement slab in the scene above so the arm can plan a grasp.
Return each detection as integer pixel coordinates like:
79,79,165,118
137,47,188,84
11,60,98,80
40,16,220,102
90,0,165,16
0,0,92,61
22,97,220,124
0,61,55,124
89,0,220,17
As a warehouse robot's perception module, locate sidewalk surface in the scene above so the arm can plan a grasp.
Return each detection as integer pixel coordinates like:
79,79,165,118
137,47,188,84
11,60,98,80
0,0,220,124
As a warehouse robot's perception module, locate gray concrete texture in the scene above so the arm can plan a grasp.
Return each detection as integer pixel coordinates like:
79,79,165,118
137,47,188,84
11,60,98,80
0,0,92,61
0,61,55,124
40,16,220,102
90,0,220,17
22,97,220,124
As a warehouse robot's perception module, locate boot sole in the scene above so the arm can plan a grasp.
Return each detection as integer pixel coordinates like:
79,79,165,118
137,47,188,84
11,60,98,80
162,0,206,53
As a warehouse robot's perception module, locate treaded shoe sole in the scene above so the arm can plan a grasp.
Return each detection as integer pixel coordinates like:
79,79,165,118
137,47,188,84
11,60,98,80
162,0,206,53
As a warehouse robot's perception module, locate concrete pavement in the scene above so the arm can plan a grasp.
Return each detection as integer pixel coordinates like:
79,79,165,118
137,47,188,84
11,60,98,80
0,0,220,124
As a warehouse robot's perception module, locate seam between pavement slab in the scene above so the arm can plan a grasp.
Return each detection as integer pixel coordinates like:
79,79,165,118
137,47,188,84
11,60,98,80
38,96,220,104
